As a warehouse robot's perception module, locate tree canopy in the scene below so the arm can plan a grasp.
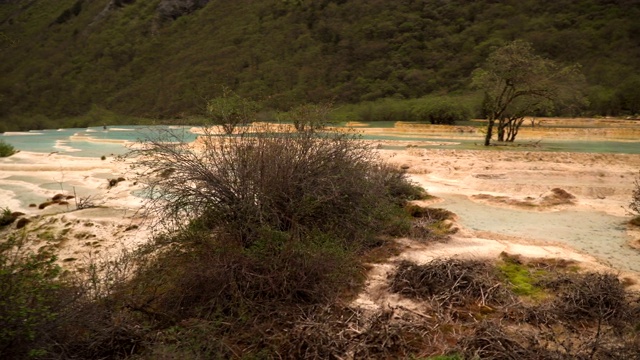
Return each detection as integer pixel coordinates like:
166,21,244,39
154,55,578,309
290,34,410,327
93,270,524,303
473,40,586,145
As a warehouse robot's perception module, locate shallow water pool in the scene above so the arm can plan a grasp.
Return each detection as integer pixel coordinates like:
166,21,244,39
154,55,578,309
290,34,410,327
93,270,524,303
436,193,640,272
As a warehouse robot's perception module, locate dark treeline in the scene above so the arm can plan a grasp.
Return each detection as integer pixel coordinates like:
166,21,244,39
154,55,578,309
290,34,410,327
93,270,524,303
1,0,639,130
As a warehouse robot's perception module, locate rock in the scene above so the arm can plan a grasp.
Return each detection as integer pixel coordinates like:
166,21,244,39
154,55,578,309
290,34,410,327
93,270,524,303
157,0,209,21
16,218,31,229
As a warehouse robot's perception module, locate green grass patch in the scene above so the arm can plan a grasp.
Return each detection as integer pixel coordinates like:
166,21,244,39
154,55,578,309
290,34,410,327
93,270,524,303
0,140,17,157
497,256,546,299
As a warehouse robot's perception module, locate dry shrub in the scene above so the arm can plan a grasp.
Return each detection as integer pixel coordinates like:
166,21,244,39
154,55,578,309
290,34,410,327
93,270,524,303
389,259,511,306
405,205,454,220
38,201,54,209
405,205,457,242
277,306,440,359
540,273,627,323
131,125,412,249
630,172,640,216
500,271,640,359
62,124,423,358
54,306,146,360
459,321,568,360
460,319,640,360
122,229,360,327
15,217,31,229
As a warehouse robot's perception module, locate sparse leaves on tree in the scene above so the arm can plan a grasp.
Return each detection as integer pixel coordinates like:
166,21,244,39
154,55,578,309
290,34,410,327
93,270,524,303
206,87,259,135
473,40,587,145
281,102,333,132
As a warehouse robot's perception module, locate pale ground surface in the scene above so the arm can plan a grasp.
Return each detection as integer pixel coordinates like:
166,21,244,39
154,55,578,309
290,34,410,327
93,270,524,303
354,145,640,310
0,151,150,269
1,121,640,310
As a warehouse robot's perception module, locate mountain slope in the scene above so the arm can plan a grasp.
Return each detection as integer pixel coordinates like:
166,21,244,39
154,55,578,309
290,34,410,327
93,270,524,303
1,0,639,129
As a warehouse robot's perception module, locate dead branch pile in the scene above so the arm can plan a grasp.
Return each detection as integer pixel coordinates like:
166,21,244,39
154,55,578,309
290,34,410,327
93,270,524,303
545,272,629,323
459,321,558,360
389,259,512,306
277,306,442,359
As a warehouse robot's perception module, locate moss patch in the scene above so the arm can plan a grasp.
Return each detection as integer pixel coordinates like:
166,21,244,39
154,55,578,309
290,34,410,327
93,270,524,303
497,254,546,299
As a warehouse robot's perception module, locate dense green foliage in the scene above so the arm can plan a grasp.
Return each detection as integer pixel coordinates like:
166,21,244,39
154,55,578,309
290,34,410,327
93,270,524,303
412,98,472,125
206,86,259,134
1,0,640,130
0,139,16,157
0,235,66,358
333,94,478,123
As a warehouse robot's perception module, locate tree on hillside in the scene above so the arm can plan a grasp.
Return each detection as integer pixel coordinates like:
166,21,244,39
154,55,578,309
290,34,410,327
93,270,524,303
473,40,586,145
206,87,259,135
281,102,333,132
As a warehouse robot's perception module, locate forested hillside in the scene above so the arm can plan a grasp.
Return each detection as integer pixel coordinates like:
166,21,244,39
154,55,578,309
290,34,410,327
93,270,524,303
1,0,639,130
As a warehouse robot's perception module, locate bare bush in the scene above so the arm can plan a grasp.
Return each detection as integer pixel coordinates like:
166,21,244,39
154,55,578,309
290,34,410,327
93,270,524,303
276,306,443,359
631,172,640,216
405,205,457,241
130,124,412,248
544,272,628,324
389,259,512,307
459,321,567,360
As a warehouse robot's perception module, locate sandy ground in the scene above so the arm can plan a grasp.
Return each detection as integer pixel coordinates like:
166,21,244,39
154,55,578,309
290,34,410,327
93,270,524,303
0,151,150,268
2,126,640,308
354,146,640,310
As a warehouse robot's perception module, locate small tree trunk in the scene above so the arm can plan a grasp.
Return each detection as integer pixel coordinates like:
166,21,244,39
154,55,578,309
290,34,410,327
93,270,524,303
484,118,495,146
506,117,526,142
497,117,508,142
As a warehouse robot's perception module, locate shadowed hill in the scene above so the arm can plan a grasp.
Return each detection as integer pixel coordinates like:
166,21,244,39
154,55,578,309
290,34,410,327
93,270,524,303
1,0,639,129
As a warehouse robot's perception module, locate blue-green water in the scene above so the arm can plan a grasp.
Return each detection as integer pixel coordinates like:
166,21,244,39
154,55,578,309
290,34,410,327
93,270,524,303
1,124,639,155
0,126,198,157
438,193,640,273
366,134,640,154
